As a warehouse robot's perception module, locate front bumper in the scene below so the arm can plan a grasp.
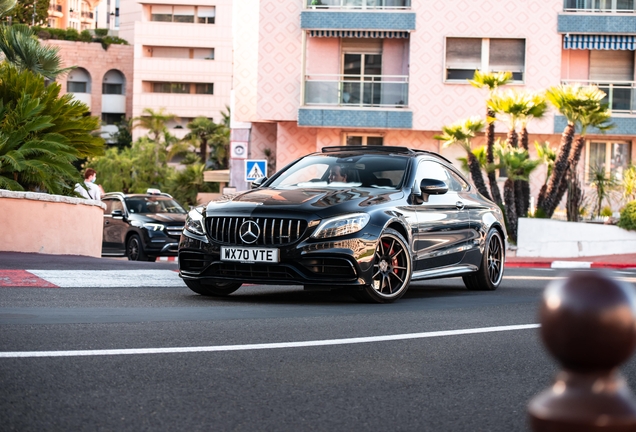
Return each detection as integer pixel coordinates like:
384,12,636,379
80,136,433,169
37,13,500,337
178,232,377,287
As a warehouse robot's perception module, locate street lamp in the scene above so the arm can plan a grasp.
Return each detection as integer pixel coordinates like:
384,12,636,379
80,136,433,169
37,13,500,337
31,0,37,26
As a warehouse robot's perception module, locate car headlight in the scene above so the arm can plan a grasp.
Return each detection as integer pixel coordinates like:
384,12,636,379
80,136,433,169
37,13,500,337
185,207,205,236
143,223,165,232
311,213,370,239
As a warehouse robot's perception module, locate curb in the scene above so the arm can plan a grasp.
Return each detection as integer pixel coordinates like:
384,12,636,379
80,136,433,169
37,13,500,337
157,257,177,262
505,261,636,269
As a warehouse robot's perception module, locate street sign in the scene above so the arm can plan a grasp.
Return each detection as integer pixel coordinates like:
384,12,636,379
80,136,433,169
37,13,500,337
230,141,248,159
245,160,267,182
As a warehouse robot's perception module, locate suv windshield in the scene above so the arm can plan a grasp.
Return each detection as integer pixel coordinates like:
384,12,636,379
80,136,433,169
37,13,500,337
125,197,186,214
268,154,408,190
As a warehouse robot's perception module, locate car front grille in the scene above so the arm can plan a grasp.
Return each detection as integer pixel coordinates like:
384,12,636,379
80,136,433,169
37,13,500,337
166,226,184,237
211,262,296,280
299,258,357,279
205,217,307,245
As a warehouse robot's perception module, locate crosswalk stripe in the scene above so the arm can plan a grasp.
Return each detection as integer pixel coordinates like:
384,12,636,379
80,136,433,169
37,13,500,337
26,270,183,288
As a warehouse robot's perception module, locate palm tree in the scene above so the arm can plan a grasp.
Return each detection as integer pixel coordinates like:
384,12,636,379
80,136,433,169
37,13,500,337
0,24,71,79
517,92,548,217
495,141,541,242
552,101,613,216
0,0,16,16
537,84,606,218
184,116,222,163
132,107,177,144
435,117,491,199
470,71,512,206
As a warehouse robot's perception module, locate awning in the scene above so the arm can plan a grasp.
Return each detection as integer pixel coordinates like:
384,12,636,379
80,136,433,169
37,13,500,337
564,34,635,50
309,30,409,38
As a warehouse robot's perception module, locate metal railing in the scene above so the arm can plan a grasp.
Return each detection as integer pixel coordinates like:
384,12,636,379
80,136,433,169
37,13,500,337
81,11,94,19
563,0,635,13
306,0,411,10
304,74,408,107
562,80,636,115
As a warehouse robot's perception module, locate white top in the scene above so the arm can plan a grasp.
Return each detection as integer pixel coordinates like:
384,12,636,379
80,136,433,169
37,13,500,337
74,181,102,201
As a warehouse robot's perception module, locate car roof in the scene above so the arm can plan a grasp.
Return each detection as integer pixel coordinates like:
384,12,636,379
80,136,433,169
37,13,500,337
102,192,174,199
320,146,453,165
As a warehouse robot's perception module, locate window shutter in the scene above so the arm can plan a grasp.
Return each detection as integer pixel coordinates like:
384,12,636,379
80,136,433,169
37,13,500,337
445,38,482,69
198,6,215,17
173,5,194,15
151,5,171,14
489,39,525,72
590,50,634,81
341,38,382,54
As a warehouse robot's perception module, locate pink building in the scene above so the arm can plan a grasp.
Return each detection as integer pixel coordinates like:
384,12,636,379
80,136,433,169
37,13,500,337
232,0,636,211
120,0,233,140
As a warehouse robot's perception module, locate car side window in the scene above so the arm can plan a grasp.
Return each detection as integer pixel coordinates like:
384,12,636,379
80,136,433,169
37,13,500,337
447,169,469,192
416,160,463,191
112,199,124,213
103,198,114,215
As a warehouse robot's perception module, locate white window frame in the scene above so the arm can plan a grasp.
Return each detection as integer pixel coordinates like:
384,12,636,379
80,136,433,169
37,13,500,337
443,37,526,84
584,139,632,183
342,133,385,146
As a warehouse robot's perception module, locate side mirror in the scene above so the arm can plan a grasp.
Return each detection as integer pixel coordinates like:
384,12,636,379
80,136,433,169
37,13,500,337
420,178,448,195
111,209,124,218
251,177,268,189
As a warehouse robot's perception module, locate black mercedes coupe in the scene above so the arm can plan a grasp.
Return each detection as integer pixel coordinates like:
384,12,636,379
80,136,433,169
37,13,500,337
178,146,506,303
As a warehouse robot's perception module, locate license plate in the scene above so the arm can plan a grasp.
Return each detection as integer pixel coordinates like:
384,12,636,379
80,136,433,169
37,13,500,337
221,247,279,263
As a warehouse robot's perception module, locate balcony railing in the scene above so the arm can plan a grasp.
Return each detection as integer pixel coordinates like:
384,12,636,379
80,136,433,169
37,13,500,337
563,80,636,115
81,11,94,19
304,74,408,107
563,0,635,13
306,0,411,10
48,4,62,12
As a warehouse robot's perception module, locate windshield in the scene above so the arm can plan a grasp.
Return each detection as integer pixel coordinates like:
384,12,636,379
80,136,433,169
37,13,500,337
125,197,186,214
268,154,408,190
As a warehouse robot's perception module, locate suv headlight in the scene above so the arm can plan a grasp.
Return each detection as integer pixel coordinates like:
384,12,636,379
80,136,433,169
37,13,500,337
185,207,205,236
311,213,370,239
143,223,165,232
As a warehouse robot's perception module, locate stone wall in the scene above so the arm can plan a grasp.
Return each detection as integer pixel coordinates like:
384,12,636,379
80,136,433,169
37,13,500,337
0,190,105,257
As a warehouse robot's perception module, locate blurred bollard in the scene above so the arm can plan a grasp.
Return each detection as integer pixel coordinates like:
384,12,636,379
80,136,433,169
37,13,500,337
528,271,636,432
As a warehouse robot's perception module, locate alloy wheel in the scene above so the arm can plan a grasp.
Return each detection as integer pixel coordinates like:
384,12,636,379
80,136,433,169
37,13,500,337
128,237,140,261
371,233,411,296
486,233,504,285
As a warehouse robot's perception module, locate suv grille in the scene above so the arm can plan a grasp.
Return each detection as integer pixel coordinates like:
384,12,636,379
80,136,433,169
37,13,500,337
206,217,307,246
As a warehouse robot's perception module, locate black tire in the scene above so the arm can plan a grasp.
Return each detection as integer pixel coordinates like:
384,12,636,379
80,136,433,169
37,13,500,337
184,279,242,297
463,228,505,291
126,234,151,261
357,228,412,303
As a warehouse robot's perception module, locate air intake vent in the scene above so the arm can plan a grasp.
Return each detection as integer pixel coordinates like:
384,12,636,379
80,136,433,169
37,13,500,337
205,217,307,245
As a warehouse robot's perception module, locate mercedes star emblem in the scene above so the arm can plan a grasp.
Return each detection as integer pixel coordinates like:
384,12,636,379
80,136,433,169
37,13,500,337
239,220,260,244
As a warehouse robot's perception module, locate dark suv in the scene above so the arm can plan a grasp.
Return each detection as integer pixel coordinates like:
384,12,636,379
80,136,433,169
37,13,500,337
101,192,187,261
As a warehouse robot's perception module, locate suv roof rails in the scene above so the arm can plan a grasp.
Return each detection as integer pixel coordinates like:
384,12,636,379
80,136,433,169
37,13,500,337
320,146,453,164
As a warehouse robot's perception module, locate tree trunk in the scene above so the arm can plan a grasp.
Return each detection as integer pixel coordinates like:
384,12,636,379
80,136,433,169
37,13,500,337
514,180,525,218
536,123,575,218
506,129,518,148
519,127,531,215
485,109,502,206
200,137,208,163
566,165,583,222
468,152,491,200
504,178,517,243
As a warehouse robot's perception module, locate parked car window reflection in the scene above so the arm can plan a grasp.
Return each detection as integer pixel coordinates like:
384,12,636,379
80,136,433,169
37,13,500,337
124,197,186,214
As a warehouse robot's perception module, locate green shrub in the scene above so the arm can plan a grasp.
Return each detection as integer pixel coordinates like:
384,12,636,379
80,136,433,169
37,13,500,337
36,29,51,39
64,28,79,40
79,30,92,42
94,28,109,37
600,206,613,217
618,201,636,231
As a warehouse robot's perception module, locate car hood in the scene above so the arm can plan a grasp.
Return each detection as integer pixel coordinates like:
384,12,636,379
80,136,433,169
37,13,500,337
132,213,187,224
205,187,403,217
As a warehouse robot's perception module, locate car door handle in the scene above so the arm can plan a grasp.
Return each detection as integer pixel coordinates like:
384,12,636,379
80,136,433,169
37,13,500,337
455,201,465,210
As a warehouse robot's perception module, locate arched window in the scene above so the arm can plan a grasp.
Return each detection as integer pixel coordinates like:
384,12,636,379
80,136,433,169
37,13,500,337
67,67,91,93
102,69,125,95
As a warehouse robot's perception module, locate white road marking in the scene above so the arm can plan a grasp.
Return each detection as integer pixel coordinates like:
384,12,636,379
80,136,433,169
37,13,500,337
551,261,592,269
0,324,540,358
26,270,183,288
504,275,636,283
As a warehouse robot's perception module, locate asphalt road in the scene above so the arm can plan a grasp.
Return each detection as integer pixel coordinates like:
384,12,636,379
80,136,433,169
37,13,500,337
1,252,635,432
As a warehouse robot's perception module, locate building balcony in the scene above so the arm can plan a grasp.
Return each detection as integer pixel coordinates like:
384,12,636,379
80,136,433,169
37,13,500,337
563,79,635,115
563,0,635,13
306,0,411,10
301,8,415,31
304,74,408,107
80,11,94,23
47,4,63,18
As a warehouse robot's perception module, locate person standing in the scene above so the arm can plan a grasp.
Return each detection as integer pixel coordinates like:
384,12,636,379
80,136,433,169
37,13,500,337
74,168,104,201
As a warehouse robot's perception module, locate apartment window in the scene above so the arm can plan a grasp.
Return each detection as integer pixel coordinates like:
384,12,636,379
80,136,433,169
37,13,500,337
151,82,190,93
150,5,215,23
445,38,525,82
68,82,87,93
197,6,215,24
195,83,214,94
345,134,384,146
564,0,635,12
101,113,125,125
589,50,634,112
586,140,631,182
193,48,214,60
102,83,123,94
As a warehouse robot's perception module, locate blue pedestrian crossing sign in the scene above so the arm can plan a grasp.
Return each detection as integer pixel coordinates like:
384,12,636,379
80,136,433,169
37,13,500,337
245,159,268,182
